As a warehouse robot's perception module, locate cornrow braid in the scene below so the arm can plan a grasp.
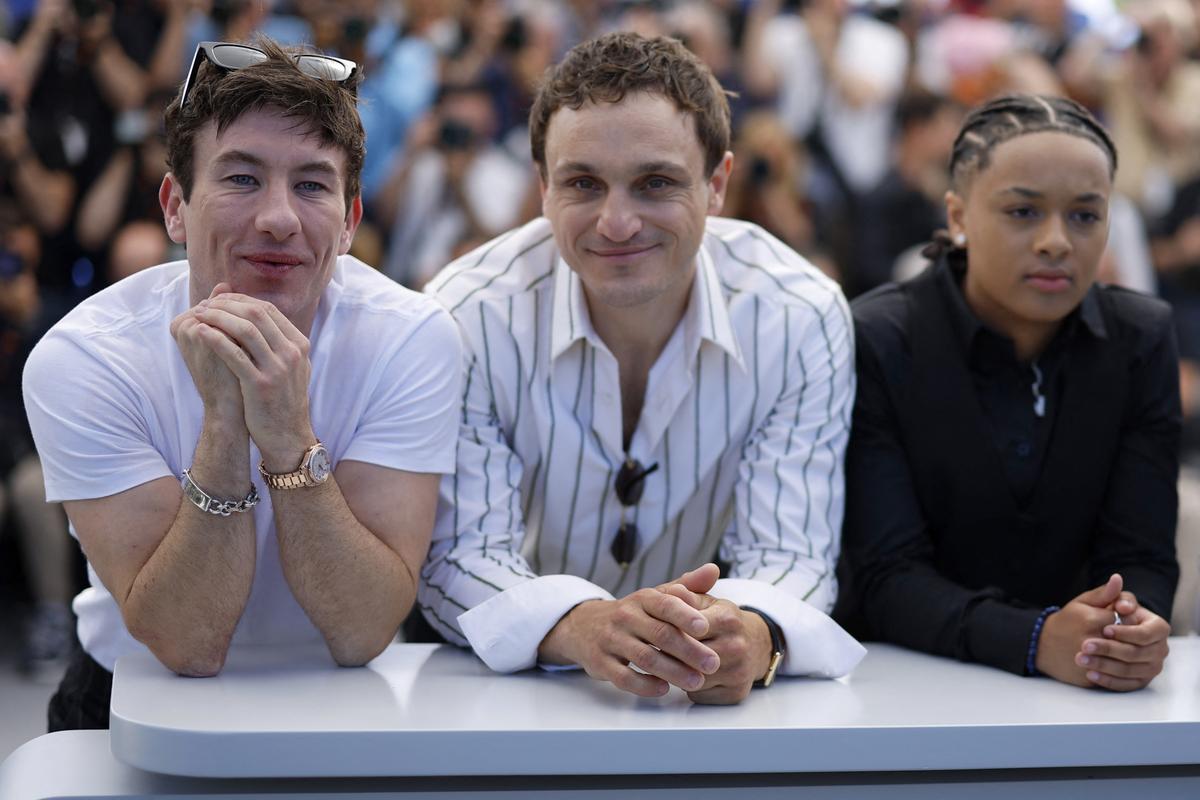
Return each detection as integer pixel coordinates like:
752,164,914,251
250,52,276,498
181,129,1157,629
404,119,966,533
949,94,1116,191
925,93,1117,262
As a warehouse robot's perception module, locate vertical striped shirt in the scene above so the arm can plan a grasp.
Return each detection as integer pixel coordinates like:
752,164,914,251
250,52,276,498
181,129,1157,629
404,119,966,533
422,216,865,677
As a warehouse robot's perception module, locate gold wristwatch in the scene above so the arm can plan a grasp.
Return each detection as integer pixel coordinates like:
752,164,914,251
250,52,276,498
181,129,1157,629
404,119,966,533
741,605,785,688
258,442,332,490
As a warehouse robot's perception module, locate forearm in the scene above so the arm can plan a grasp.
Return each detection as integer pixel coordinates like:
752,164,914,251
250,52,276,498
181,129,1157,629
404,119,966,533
857,560,1038,674
76,149,133,250
15,16,55,97
91,38,149,112
121,421,255,676
148,7,190,91
10,156,74,234
272,479,419,666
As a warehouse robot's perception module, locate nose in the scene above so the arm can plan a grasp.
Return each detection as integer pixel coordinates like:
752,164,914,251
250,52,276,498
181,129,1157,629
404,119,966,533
1034,214,1071,261
595,189,642,243
254,180,302,241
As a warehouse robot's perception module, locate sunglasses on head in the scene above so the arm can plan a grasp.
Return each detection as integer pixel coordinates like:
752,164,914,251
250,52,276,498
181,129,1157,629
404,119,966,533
179,42,359,109
611,458,659,568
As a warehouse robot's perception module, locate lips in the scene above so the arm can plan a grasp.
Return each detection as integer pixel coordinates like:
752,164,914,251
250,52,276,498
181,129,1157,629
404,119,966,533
241,252,304,277
588,243,659,259
1024,270,1073,293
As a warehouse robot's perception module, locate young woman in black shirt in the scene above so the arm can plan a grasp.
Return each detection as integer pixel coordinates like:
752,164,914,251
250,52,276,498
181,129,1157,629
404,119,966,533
839,94,1178,691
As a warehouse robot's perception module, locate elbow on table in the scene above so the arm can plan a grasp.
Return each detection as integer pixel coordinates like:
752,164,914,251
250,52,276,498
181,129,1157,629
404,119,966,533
125,618,231,677
327,629,395,668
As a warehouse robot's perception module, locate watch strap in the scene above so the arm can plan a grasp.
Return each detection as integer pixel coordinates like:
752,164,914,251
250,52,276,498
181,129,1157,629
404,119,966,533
258,442,327,490
741,605,785,688
180,469,259,516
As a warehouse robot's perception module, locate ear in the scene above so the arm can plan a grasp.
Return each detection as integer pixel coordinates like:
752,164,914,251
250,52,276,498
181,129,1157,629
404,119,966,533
339,195,364,255
706,151,734,216
160,173,187,244
944,189,966,240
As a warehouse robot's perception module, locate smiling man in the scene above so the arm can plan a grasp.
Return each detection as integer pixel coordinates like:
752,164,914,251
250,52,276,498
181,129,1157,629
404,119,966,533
422,32,865,704
23,39,462,730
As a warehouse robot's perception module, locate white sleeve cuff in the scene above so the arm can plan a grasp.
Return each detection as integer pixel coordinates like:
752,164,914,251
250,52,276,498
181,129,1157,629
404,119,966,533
708,578,866,678
457,574,615,673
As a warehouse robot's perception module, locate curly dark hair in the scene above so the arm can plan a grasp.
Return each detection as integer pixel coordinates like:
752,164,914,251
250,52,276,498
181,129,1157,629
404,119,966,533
528,32,731,179
164,37,365,211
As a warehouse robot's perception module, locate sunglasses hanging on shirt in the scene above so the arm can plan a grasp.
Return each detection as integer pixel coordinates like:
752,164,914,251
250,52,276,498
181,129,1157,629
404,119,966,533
611,457,659,567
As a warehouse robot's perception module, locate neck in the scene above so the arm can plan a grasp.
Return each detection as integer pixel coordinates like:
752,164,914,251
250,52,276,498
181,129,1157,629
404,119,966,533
586,278,693,370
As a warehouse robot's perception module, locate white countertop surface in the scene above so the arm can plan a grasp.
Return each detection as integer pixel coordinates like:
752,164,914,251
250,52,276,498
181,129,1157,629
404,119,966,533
109,638,1200,778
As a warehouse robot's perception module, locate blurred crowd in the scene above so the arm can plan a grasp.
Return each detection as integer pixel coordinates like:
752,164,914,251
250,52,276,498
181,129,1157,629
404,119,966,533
4,0,1200,676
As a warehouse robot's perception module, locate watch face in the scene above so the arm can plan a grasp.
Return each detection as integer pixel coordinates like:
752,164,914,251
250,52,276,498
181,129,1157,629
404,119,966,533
307,446,332,483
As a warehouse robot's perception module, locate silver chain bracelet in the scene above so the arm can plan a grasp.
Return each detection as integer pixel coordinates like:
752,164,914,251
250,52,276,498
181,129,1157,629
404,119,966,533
181,469,260,516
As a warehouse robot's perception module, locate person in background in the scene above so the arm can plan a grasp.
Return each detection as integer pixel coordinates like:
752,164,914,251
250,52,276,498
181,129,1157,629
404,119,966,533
0,207,75,681
853,89,963,298
839,94,1178,691
377,81,532,288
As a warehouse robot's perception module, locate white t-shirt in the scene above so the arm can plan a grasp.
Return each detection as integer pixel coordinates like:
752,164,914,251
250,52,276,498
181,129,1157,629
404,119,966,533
23,255,462,671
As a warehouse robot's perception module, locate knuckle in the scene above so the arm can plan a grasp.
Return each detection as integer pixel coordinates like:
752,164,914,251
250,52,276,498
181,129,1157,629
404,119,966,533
648,621,673,647
611,604,634,627
629,644,658,670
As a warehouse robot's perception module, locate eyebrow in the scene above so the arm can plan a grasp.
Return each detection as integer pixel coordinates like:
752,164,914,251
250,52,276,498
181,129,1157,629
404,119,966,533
999,186,1105,203
552,160,690,177
212,150,341,178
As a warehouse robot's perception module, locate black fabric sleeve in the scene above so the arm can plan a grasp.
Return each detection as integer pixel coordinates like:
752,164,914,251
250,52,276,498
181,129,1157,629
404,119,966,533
1090,307,1181,620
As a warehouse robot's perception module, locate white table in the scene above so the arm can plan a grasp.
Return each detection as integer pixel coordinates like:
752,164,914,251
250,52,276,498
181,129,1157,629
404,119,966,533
2,639,1198,798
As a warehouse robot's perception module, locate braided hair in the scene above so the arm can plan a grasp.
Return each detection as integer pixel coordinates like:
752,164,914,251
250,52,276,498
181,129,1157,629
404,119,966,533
923,94,1117,260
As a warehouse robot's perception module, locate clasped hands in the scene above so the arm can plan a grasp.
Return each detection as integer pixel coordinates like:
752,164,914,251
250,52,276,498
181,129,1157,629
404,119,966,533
1035,573,1170,692
170,283,314,465
538,563,776,704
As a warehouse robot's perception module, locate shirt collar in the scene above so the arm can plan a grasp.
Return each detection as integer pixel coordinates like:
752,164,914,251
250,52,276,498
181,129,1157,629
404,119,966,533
549,246,745,368
936,254,1108,359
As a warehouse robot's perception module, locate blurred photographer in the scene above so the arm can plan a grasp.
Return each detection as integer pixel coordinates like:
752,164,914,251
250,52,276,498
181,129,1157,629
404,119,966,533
74,89,173,281
9,0,192,295
721,111,826,273
0,208,75,681
378,82,532,288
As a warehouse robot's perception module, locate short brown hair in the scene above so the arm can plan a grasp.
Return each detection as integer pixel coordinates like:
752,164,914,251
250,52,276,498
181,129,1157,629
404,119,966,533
529,32,731,178
164,38,365,210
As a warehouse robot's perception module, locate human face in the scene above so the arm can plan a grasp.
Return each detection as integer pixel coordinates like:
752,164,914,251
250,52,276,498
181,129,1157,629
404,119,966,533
160,108,362,334
946,131,1111,358
540,91,731,316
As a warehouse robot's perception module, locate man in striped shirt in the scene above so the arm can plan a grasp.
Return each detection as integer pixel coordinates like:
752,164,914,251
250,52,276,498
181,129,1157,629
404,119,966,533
423,32,865,704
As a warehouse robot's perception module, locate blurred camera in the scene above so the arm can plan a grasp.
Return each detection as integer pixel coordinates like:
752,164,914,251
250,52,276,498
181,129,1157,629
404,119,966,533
0,92,10,117
0,247,24,281
749,155,773,186
72,0,100,20
438,119,476,151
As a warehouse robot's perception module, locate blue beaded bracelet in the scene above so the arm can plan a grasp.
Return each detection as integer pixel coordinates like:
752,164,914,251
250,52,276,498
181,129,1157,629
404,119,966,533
1025,605,1061,676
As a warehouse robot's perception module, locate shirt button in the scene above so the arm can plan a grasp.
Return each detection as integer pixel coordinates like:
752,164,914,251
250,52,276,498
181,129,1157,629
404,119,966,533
1015,440,1032,458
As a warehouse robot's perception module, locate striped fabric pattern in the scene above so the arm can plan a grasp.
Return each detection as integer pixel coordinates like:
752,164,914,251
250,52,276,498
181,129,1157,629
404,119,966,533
421,216,854,653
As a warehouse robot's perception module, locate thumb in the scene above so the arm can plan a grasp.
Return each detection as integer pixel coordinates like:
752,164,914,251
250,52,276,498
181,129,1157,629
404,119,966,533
1077,573,1123,608
209,281,232,299
670,563,720,595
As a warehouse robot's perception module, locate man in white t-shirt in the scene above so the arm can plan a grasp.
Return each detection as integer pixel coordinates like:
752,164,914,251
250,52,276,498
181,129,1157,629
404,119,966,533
22,38,462,730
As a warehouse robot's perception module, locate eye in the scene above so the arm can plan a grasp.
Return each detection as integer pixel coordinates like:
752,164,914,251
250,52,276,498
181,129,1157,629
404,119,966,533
297,180,328,193
228,174,257,187
643,176,672,191
568,177,598,192
1005,206,1038,220
1072,209,1103,225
